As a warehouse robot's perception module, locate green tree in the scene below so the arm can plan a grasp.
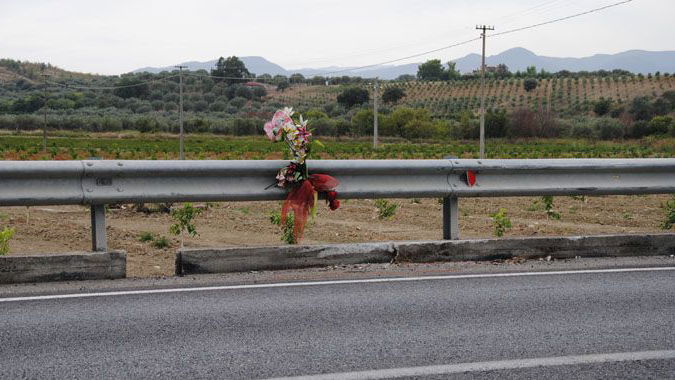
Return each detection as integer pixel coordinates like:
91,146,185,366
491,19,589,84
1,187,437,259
523,78,538,92
593,97,613,116
381,87,406,104
337,87,369,108
350,108,374,136
446,61,461,79
417,59,446,81
629,96,654,121
113,76,149,99
276,81,290,92
211,56,251,85
289,73,305,84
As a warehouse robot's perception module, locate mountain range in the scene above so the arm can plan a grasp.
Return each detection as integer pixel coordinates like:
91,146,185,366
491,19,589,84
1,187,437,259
132,47,675,79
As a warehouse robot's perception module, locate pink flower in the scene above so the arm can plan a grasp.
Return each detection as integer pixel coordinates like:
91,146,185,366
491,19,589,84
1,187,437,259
264,109,294,141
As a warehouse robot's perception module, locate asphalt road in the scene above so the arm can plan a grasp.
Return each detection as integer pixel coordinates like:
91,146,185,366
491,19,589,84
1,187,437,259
1,267,674,379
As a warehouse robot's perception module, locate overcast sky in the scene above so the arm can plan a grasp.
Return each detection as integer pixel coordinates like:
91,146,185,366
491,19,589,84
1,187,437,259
1,0,672,75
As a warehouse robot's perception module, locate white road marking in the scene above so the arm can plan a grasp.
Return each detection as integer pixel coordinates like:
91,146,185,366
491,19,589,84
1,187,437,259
0,266,673,303
264,350,675,380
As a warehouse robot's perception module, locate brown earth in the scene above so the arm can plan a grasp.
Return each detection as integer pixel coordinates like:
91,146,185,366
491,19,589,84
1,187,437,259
2,195,672,278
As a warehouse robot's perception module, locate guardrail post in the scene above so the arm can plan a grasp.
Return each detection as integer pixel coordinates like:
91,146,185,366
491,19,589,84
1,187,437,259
442,196,459,240
90,204,107,252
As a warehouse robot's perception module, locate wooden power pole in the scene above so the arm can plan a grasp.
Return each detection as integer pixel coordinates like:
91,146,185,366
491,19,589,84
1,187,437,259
476,25,494,159
41,73,51,152
175,65,187,160
373,78,379,149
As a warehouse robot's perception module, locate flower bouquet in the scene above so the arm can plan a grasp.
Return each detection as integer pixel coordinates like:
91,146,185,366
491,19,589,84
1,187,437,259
264,107,340,242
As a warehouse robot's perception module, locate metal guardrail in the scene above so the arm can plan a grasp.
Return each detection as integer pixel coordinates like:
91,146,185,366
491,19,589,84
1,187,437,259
1,159,674,251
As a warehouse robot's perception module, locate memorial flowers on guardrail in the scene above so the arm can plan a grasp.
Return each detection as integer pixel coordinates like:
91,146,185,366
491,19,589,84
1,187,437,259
264,107,340,242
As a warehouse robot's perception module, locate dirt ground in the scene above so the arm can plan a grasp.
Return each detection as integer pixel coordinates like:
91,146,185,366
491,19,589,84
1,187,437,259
2,195,672,278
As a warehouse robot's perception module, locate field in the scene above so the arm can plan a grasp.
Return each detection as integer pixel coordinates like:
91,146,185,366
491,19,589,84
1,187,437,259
0,132,673,278
0,132,673,161
270,75,675,117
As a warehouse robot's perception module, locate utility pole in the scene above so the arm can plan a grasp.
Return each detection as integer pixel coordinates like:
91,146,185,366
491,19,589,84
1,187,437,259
373,78,379,149
41,73,50,152
175,65,187,160
476,25,494,159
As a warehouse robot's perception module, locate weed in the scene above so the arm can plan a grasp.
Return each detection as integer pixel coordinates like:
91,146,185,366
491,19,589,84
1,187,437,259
374,199,397,220
569,195,587,203
0,227,16,255
411,198,421,204
526,199,541,212
138,231,154,242
152,236,170,249
169,203,204,248
270,211,296,244
490,208,512,237
542,195,561,220
660,196,675,230
238,207,251,215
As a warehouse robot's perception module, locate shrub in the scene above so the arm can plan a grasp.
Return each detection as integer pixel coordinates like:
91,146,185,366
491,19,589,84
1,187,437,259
594,118,624,139
506,108,538,137
0,227,15,255
490,209,512,237
541,196,561,220
152,236,170,249
252,86,267,98
169,202,203,248
229,96,248,108
374,199,397,220
661,196,675,230
337,87,369,108
648,116,672,135
523,78,538,92
629,96,654,121
593,98,612,116
138,231,154,242
381,87,406,104
270,211,296,244
570,120,595,139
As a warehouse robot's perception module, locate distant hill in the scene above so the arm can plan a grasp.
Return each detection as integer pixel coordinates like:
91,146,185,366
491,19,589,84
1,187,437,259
453,47,675,75
133,56,289,76
132,48,675,79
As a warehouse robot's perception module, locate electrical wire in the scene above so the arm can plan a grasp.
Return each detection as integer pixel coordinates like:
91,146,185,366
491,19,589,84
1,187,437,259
314,0,634,77
3,0,634,88
46,74,179,90
489,0,633,38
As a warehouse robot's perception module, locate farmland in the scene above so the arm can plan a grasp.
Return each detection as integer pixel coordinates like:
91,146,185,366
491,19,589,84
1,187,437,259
0,132,673,161
271,75,675,117
2,58,675,141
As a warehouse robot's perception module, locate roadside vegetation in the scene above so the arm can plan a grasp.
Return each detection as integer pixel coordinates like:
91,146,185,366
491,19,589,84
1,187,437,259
1,58,674,143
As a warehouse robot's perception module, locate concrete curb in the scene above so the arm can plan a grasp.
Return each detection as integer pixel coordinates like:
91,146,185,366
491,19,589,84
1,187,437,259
176,234,675,275
0,251,126,284
177,243,395,275
394,234,675,262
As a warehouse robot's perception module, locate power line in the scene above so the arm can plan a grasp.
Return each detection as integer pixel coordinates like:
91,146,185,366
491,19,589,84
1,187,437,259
1,0,635,88
489,0,633,38
315,0,634,77
45,74,179,90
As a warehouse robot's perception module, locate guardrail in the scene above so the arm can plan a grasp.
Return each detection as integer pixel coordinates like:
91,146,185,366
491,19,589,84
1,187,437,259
1,159,674,251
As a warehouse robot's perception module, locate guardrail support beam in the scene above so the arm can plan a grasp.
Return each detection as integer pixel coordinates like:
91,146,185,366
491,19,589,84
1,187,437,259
442,196,459,240
90,204,107,252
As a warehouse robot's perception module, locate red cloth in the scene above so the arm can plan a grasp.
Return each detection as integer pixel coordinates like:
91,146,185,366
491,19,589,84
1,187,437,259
308,174,339,191
281,174,340,241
